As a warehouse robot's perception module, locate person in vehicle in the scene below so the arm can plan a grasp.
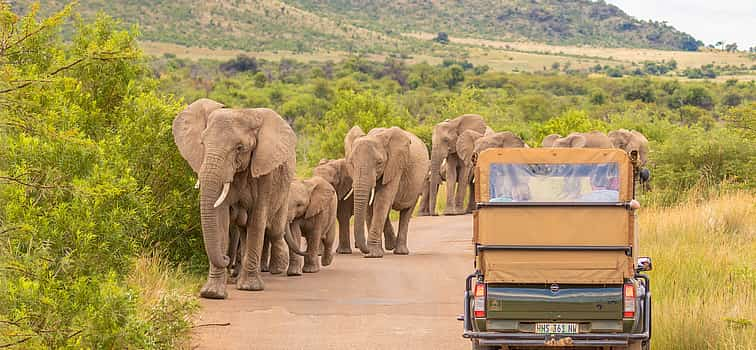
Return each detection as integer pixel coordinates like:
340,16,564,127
579,164,619,202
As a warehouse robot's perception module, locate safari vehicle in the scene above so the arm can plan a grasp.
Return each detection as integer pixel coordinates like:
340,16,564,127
462,148,652,349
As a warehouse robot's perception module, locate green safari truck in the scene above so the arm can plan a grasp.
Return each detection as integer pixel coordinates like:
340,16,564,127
462,148,652,349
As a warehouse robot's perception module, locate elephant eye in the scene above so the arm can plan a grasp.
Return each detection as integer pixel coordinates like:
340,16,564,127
236,144,244,152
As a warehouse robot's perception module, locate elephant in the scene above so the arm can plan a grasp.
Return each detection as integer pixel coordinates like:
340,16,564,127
346,126,430,258
312,158,355,254
541,131,613,148
427,114,487,216
609,129,651,189
286,176,338,275
417,159,447,216
609,129,649,167
457,130,528,168
172,98,303,299
455,130,527,208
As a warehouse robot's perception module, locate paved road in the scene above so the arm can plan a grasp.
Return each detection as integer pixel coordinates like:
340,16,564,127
193,214,474,350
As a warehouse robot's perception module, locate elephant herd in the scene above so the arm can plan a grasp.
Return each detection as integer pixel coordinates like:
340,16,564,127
172,99,649,300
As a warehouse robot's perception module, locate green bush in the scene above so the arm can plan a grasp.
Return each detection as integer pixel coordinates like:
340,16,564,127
1,6,197,348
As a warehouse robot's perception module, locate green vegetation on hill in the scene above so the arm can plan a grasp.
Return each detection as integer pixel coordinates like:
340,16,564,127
10,0,427,54
12,0,702,53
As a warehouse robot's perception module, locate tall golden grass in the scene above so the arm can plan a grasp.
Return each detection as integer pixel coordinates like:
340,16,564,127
641,191,755,349
128,255,200,349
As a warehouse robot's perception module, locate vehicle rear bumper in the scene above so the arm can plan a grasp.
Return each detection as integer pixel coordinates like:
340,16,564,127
463,330,648,346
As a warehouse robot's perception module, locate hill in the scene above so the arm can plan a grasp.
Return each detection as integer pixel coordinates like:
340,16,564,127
12,0,702,53
288,0,702,51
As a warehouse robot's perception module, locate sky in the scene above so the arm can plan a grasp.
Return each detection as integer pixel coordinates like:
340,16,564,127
606,0,755,49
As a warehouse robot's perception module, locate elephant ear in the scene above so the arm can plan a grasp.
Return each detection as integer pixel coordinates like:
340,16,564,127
457,130,483,166
172,98,225,173
344,126,365,159
379,127,411,185
305,179,336,219
484,126,495,136
541,134,561,147
248,108,297,178
567,134,587,148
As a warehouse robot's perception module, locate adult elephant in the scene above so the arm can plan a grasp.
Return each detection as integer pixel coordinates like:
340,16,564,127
541,131,613,148
312,158,354,254
346,126,429,258
457,130,527,167
428,114,487,216
416,159,447,216
609,129,651,187
286,176,337,275
172,98,303,299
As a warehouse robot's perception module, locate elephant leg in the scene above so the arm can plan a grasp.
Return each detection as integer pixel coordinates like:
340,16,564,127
237,204,269,292
453,162,468,215
259,234,270,272
466,178,476,214
321,220,336,266
416,178,430,216
287,223,304,276
336,198,353,254
383,215,396,250
268,206,290,275
227,224,241,284
365,183,399,258
394,205,413,255
303,227,321,273
200,206,230,299
443,156,459,215
366,206,374,234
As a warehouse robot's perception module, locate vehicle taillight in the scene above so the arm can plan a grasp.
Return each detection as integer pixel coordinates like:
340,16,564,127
623,283,636,318
473,282,486,318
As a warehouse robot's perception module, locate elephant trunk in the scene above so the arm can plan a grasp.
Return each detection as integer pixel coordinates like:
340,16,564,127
428,147,445,215
352,166,372,254
199,153,231,269
284,223,307,256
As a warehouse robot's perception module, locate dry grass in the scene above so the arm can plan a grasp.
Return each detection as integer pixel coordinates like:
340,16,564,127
641,191,755,349
406,32,755,69
128,255,201,349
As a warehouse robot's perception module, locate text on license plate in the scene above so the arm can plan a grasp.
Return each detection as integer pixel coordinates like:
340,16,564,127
535,323,578,334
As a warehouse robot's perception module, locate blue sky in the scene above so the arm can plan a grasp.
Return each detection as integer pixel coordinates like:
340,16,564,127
607,0,755,49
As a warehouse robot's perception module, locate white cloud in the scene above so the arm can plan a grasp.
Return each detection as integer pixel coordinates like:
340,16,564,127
606,0,756,49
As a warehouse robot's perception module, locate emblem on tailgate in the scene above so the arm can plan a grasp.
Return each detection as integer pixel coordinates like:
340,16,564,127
550,283,560,294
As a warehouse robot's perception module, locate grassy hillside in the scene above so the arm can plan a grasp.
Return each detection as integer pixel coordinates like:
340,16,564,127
13,0,701,52
10,0,424,54
278,0,702,50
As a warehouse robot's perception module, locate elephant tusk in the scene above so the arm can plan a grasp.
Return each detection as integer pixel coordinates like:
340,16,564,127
369,187,376,206
194,179,200,189
213,183,231,208
343,188,353,200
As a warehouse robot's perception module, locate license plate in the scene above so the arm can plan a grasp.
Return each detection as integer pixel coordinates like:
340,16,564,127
535,323,578,334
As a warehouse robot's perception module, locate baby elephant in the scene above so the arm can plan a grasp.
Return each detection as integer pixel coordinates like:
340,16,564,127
286,176,338,275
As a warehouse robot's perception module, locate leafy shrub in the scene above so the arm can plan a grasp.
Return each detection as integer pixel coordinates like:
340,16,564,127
0,6,197,348
309,89,413,164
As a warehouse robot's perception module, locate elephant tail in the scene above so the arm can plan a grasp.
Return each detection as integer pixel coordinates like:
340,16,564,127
284,223,307,256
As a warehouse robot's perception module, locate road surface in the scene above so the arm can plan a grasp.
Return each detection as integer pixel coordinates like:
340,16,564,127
193,214,474,349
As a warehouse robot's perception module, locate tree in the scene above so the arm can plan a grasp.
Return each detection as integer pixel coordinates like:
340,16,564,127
445,64,465,88
434,31,449,44
725,43,738,52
